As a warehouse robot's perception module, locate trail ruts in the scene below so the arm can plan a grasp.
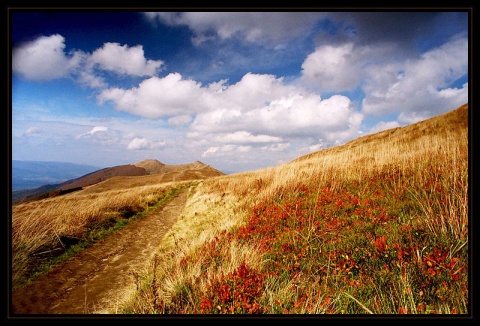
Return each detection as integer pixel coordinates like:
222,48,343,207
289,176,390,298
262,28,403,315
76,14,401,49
11,188,189,315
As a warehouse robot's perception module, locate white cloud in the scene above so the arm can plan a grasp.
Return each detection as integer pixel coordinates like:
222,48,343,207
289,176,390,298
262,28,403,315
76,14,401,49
299,36,468,123
144,12,326,46
88,126,109,134
127,137,149,150
76,126,119,145
168,115,192,126
300,43,361,92
261,143,291,152
214,131,282,144
88,42,164,77
12,34,78,81
190,92,362,143
299,42,402,93
308,143,324,152
202,146,219,157
362,36,468,119
238,145,252,152
77,70,107,89
95,72,360,151
97,73,205,118
201,143,259,158
438,84,468,98
12,35,164,87
219,73,296,112
368,121,401,134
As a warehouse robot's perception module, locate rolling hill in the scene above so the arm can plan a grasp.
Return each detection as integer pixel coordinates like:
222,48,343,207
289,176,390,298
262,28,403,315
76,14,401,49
11,159,224,204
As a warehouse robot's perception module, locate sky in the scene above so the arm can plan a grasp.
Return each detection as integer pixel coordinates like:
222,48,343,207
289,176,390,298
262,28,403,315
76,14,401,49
9,9,470,174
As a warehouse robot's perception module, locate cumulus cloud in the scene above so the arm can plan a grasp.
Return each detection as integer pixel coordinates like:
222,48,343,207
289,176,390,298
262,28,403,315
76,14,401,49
99,71,364,151
76,126,119,145
214,131,282,144
301,43,362,92
97,73,205,118
260,143,291,152
12,34,79,81
202,146,219,157
127,137,149,150
127,137,166,150
362,36,468,120
77,70,107,89
88,126,109,134
168,115,192,126
97,72,296,120
299,34,468,122
12,34,164,87
88,42,164,76
201,143,275,158
238,145,252,152
300,41,406,93
143,12,326,46
190,92,362,143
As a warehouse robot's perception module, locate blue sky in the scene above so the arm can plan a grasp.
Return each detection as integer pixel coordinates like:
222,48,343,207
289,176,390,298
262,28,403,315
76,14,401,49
10,10,469,174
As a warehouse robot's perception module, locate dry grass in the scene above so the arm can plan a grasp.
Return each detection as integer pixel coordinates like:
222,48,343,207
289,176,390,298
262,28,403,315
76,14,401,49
11,180,193,288
116,104,468,314
11,103,469,314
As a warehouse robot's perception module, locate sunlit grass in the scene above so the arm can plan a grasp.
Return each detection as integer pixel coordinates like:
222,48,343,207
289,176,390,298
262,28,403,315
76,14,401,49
11,180,195,289
11,104,468,315
116,104,468,315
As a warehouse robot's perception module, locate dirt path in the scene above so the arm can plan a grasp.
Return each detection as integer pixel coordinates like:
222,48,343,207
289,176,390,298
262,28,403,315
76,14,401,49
11,189,189,315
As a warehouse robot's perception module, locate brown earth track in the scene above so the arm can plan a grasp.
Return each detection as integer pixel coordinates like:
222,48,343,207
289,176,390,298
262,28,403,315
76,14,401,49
11,188,189,315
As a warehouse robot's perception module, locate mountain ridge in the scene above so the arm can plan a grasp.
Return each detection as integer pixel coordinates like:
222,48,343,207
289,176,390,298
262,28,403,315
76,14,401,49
11,159,225,204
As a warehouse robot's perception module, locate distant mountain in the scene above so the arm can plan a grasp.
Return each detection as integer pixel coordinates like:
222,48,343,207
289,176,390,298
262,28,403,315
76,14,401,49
132,159,221,175
11,159,225,204
11,160,102,191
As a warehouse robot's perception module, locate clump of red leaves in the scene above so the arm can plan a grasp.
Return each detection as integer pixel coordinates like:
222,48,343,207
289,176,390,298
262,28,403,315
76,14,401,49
198,262,269,314
165,165,466,314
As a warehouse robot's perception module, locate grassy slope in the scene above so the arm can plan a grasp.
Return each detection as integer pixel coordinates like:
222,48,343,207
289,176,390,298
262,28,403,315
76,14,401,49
11,103,469,314
117,103,469,314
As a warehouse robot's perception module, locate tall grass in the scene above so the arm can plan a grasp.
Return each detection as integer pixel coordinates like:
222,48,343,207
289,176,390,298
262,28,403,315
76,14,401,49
11,180,193,289
11,104,468,314
116,105,468,314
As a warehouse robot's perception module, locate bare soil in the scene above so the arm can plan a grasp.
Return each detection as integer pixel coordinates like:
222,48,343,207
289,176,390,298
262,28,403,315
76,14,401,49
11,189,189,315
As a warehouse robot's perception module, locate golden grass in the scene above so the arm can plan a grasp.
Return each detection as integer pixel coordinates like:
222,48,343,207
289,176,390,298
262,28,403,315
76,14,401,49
115,104,468,314
11,180,192,287
11,103,468,314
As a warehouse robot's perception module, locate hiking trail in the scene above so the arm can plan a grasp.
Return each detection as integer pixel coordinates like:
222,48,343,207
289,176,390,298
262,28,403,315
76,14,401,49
11,188,189,315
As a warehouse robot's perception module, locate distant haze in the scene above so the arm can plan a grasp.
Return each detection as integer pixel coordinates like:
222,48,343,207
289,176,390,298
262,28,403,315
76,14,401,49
11,160,102,191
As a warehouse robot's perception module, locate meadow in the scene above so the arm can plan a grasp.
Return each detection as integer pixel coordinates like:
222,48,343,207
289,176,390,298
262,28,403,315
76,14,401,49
11,103,469,314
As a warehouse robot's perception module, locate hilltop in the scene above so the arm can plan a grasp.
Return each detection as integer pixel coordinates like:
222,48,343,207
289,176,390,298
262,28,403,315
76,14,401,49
11,159,224,204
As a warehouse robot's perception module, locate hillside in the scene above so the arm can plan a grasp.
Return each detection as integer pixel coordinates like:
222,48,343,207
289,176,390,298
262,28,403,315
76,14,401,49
292,103,468,164
11,159,224,203
11,103,469,315
116,103,468,315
